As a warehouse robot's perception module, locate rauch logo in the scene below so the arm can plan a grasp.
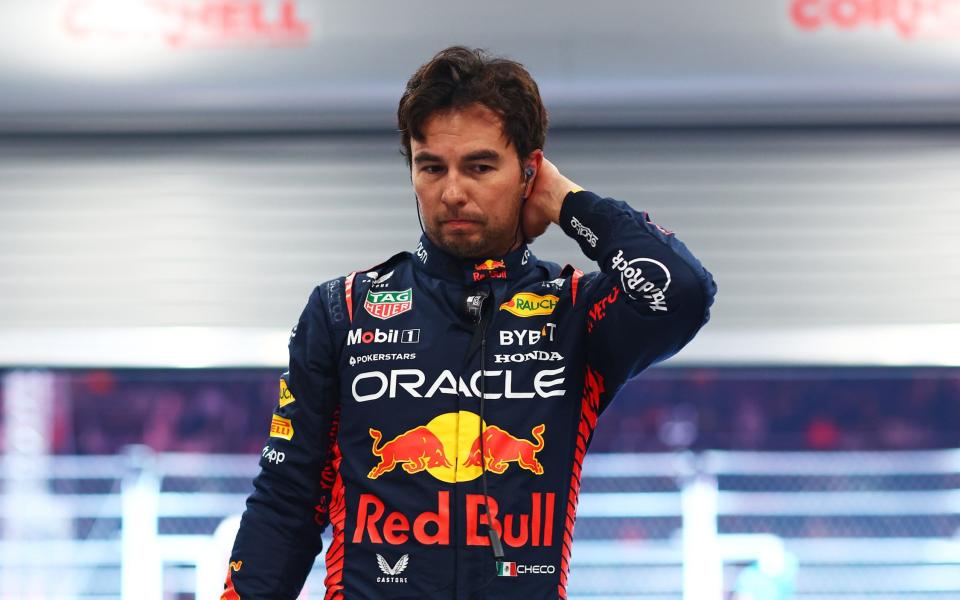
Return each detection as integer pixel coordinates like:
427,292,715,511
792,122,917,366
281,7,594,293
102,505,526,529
499,293,558,317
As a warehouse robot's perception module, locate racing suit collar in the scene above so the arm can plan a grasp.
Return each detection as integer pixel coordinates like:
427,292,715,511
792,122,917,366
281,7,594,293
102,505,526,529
413,233,537,285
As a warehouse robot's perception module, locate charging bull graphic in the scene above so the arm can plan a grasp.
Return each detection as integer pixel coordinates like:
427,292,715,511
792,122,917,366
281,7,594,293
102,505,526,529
473,258,507,282
462,424,546,475
368,426,453,479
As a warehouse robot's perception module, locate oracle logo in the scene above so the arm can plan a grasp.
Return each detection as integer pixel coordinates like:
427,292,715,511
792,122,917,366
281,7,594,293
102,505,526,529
350,368,566,402
789,0,960,40
62,0,311,48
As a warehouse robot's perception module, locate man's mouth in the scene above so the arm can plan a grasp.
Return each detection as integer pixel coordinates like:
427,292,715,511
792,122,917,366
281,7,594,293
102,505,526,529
441,219,482,229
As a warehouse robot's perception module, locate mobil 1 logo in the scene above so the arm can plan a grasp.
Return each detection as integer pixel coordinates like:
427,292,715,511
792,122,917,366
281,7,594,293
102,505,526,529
347,328,421,346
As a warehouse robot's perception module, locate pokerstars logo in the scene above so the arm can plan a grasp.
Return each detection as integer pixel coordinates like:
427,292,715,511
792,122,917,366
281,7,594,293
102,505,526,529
349,353,416,367
609,249,670,312
347,328,420,346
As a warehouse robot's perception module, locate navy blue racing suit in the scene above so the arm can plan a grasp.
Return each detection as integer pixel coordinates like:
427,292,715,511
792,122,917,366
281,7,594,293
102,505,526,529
223,190,717,599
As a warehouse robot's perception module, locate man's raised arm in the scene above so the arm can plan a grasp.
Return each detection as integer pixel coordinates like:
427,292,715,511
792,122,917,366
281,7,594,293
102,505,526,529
527,158,717,411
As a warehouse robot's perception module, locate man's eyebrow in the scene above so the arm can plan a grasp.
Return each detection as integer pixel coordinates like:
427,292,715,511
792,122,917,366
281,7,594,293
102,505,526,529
462,149,501,162
413,151,443,164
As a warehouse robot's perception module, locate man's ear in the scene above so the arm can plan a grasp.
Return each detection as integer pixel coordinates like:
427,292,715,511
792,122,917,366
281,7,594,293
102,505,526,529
521,149,545,196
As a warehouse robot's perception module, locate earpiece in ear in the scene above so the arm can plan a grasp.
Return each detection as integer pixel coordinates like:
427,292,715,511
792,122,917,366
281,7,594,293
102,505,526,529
521,166,536,202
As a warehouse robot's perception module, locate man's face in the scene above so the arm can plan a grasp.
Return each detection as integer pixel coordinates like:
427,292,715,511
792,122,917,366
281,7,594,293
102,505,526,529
411,103,528,259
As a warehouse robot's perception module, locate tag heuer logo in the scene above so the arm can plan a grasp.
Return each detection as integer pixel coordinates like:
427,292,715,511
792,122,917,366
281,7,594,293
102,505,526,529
364,289,413,320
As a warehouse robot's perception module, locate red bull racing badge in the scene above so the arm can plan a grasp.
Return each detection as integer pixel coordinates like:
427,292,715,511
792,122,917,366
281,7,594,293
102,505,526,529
364,289,413,320
473,259,507,282
356,412,555,551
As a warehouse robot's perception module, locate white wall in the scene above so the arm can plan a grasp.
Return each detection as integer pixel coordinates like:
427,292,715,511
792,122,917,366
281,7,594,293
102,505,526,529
0,128,957,366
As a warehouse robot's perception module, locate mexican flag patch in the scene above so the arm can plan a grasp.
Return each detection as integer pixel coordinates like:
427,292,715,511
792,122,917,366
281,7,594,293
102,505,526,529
364,289,413,320
496,561,517,577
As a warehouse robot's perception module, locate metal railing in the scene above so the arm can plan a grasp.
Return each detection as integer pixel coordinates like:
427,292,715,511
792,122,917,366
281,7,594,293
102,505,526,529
2,448,960,599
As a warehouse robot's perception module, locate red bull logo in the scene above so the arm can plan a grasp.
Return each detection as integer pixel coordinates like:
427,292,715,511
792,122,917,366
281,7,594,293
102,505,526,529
475,259,506,271
367,411,545,482
368,426,453,479
473,259,507,282
354,490,556,548
462,423,545,475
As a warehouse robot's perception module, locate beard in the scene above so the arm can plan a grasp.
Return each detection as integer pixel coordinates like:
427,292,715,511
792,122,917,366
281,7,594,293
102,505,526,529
425,215,519,259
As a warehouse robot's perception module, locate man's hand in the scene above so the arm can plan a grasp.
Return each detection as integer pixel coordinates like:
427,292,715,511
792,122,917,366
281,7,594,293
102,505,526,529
521,157,581,242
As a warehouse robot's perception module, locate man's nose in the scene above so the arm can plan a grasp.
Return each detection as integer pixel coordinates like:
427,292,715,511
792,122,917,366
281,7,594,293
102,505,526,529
440,171,468,206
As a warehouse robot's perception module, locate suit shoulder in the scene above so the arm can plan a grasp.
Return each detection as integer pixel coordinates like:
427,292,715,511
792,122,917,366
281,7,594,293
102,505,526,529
313,252,414,328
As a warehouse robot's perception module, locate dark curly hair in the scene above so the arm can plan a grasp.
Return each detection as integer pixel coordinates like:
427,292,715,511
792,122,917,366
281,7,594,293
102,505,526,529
397,46,548,169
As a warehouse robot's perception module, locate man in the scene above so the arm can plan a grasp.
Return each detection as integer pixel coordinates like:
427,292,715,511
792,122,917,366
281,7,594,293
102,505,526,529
223,46,716,599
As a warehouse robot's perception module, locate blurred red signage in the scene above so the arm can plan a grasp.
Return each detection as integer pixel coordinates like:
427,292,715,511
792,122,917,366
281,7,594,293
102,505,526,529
63,0,310,48
790,0,960,39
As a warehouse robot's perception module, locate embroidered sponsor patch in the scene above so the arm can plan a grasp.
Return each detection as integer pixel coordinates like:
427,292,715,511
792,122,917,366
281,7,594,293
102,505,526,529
473,259,507,282
569,216,598,247
278,378,295,407
609,249,670,312
326,279,346,323
364,289,413,320
269,414,294,440
499,293,558,317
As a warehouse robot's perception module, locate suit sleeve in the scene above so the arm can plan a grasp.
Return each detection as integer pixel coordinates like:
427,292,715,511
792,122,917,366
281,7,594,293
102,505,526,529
560,190,717,411
222,283,342,599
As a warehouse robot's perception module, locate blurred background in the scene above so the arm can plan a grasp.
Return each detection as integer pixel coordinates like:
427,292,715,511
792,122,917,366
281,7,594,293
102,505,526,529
1,1,958,598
